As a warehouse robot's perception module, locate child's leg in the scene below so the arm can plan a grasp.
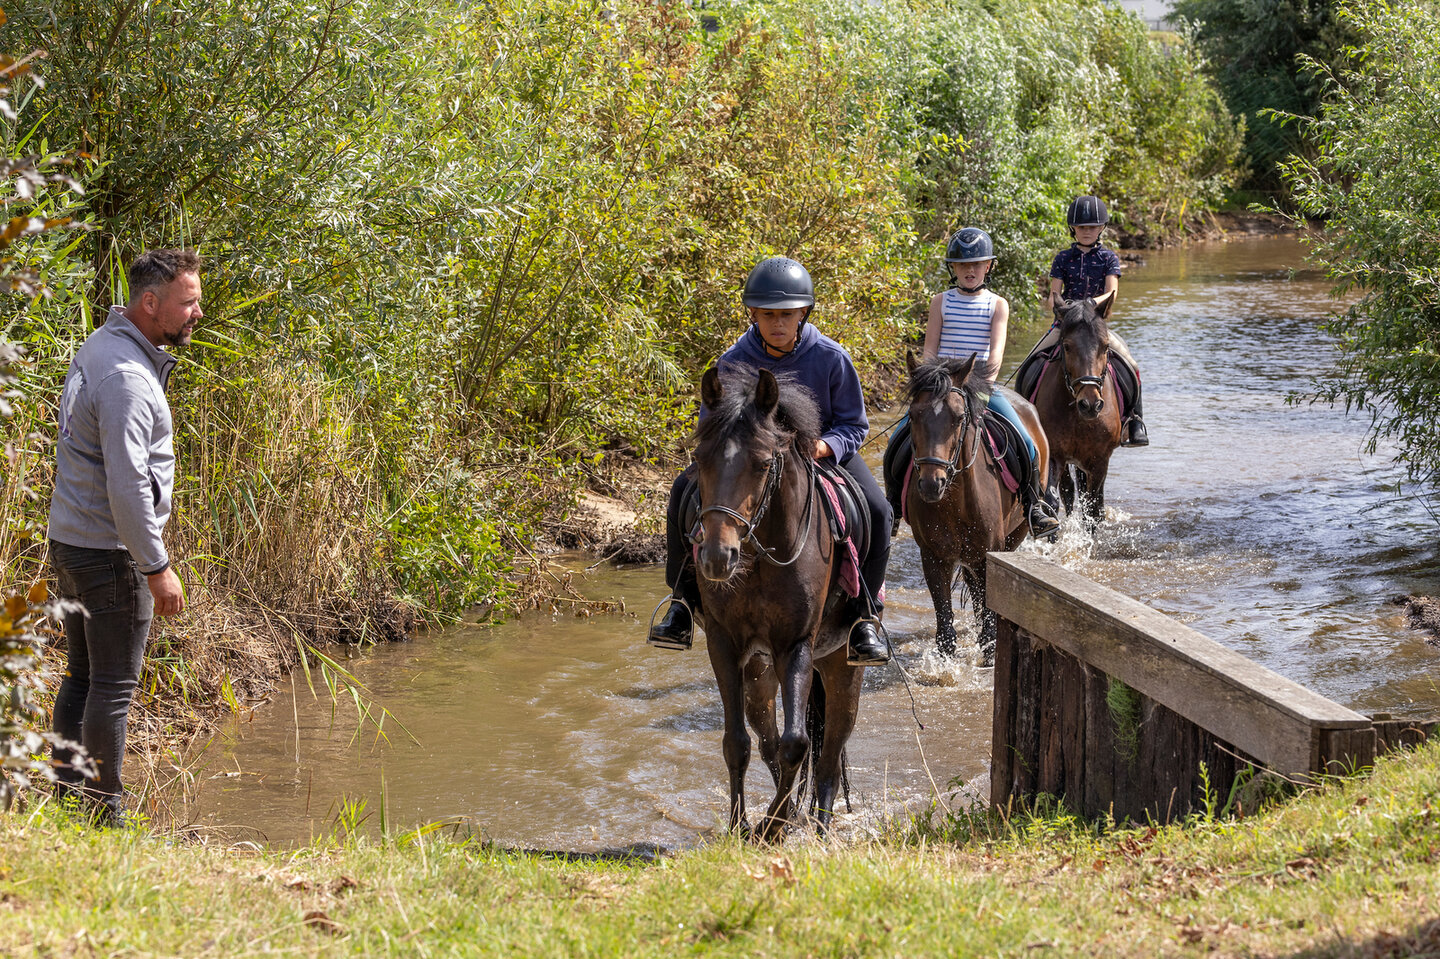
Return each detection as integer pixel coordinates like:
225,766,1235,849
985,392,1059,537
1106,332,1148,445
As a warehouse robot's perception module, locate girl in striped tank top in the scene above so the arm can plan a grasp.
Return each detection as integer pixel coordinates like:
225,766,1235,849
883,228,1060,538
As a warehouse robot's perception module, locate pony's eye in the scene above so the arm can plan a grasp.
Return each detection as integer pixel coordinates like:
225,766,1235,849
754,459,774,474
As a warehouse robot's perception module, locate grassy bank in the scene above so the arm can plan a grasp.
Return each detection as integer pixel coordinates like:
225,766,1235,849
2,739,1438,956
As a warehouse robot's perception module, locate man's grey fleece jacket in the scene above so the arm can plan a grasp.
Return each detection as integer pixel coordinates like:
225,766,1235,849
48,307,176,574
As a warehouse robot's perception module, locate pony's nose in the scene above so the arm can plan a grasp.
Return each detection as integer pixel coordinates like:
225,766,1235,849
698,542,740,582
1077,397,1101,418
917,474,947,503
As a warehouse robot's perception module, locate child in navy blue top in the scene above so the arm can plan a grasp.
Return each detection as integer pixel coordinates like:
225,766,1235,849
647,257,891,666
1023,196,1148,447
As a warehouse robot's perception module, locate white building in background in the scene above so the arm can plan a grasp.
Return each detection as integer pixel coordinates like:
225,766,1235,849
1111,0,1178,29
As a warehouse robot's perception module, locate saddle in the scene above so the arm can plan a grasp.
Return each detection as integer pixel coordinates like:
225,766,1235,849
679,459,870,600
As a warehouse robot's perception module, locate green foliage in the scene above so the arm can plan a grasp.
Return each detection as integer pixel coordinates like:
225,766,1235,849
0,12,96,808
1106,676,1143,764
1278,0,1440,490
1174,0,1353,191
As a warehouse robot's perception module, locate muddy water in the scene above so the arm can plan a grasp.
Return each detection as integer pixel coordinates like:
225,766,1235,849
184,236,1440,847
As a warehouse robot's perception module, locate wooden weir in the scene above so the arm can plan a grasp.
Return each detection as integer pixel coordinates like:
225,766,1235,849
985,552,1435,824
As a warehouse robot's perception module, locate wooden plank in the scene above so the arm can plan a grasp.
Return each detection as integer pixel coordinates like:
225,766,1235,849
990,618,1019,809
1319,727,1376,777
1372,718,1437,755
1082,662,1115,821
1012,628,1043,799
987,553,1369,776
1057,649,1086,804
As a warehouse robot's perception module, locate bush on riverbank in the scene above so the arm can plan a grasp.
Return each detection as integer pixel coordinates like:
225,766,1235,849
2,736,1438,955
1279,0,1440,497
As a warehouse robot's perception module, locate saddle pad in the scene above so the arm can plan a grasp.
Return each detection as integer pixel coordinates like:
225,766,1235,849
815,464,868,601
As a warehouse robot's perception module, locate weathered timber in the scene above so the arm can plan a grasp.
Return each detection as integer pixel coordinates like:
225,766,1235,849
1370,718,1437,756
987,552,1382,823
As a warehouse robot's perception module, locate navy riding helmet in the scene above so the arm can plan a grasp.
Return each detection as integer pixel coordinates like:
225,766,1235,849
743,256,815,310
943,227,996,263
1066,195,1109,228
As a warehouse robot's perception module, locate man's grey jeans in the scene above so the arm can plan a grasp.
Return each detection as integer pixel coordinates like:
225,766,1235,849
48,540,153,816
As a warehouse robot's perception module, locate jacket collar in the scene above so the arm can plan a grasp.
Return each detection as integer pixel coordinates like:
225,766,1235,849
103,306,178,388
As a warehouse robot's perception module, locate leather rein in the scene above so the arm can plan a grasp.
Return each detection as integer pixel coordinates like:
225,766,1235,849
691,446,818,568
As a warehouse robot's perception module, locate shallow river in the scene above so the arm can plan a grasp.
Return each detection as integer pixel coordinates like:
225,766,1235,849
184,236,1440,848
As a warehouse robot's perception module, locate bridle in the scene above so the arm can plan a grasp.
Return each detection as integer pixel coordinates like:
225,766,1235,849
1059,335,1111,405
912,385,982,495
691,445,818,568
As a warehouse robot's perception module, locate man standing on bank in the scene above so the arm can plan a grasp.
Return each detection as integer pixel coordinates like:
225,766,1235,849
48,248,203,824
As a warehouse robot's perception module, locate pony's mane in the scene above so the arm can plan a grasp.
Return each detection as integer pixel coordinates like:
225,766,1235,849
906,357,988,411
693,364,822,459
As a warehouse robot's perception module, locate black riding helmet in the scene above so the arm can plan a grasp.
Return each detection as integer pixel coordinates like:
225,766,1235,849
1066,195,1109,229
743,256,815,310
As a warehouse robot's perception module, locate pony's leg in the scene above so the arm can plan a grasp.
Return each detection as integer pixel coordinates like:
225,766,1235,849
1059,463,1077,515
706,638,752,837
1085,461,1110,526
743,656,782,788
962,566,996,666
811,651,864,834
759,642,816,843
919,548,960,657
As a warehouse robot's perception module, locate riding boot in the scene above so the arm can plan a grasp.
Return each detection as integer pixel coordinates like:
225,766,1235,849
1023,460,1061,540
846,600,890,666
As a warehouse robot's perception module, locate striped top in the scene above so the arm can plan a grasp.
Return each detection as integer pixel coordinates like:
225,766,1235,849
935,288,998,361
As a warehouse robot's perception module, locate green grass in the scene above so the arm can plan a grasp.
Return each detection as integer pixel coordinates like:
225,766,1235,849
3,739,1440,956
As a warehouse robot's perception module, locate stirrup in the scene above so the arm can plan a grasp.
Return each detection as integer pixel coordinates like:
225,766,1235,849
846,613,891,666
646,595,695,650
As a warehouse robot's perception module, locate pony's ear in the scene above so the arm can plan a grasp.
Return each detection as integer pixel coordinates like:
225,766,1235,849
1092,289,1116,318
755,368,780,417
700,367,723,408
1053,298,1071,321
955,352,977,382
905,348,919,373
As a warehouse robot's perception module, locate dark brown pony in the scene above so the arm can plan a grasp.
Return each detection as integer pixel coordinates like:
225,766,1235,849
691,364,865,841
904,352,1048,664
1031,292,1123,527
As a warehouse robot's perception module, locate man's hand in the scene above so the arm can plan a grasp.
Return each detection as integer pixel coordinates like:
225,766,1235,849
148,567,185,616
815,439,834,459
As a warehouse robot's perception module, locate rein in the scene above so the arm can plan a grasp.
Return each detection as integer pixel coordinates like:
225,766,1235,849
692,446,819,568
912,385,982,494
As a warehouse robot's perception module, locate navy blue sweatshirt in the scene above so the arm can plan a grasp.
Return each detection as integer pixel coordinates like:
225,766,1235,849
712,323,870,463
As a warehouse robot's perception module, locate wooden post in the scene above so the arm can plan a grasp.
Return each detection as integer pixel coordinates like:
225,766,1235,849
986,552,1378,823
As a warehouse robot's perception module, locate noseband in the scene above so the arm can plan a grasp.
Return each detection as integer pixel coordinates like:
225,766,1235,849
691,446,817,567
1060,337,1111,404
913,385,981,495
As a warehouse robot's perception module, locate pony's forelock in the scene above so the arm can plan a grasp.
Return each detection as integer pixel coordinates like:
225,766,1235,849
906,357,986,424
693,365,822,459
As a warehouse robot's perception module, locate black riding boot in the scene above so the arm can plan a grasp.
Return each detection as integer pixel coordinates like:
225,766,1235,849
846,599,889,666
1024,460,1061,540
1119,364,1148,447
647,598,694,650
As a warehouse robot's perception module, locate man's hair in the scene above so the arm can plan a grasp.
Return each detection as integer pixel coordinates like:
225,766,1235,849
128,249,204,303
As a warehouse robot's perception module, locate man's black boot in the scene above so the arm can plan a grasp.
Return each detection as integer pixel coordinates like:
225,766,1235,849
647,597,694,650
846,606,890,666
1122,416,1149,447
